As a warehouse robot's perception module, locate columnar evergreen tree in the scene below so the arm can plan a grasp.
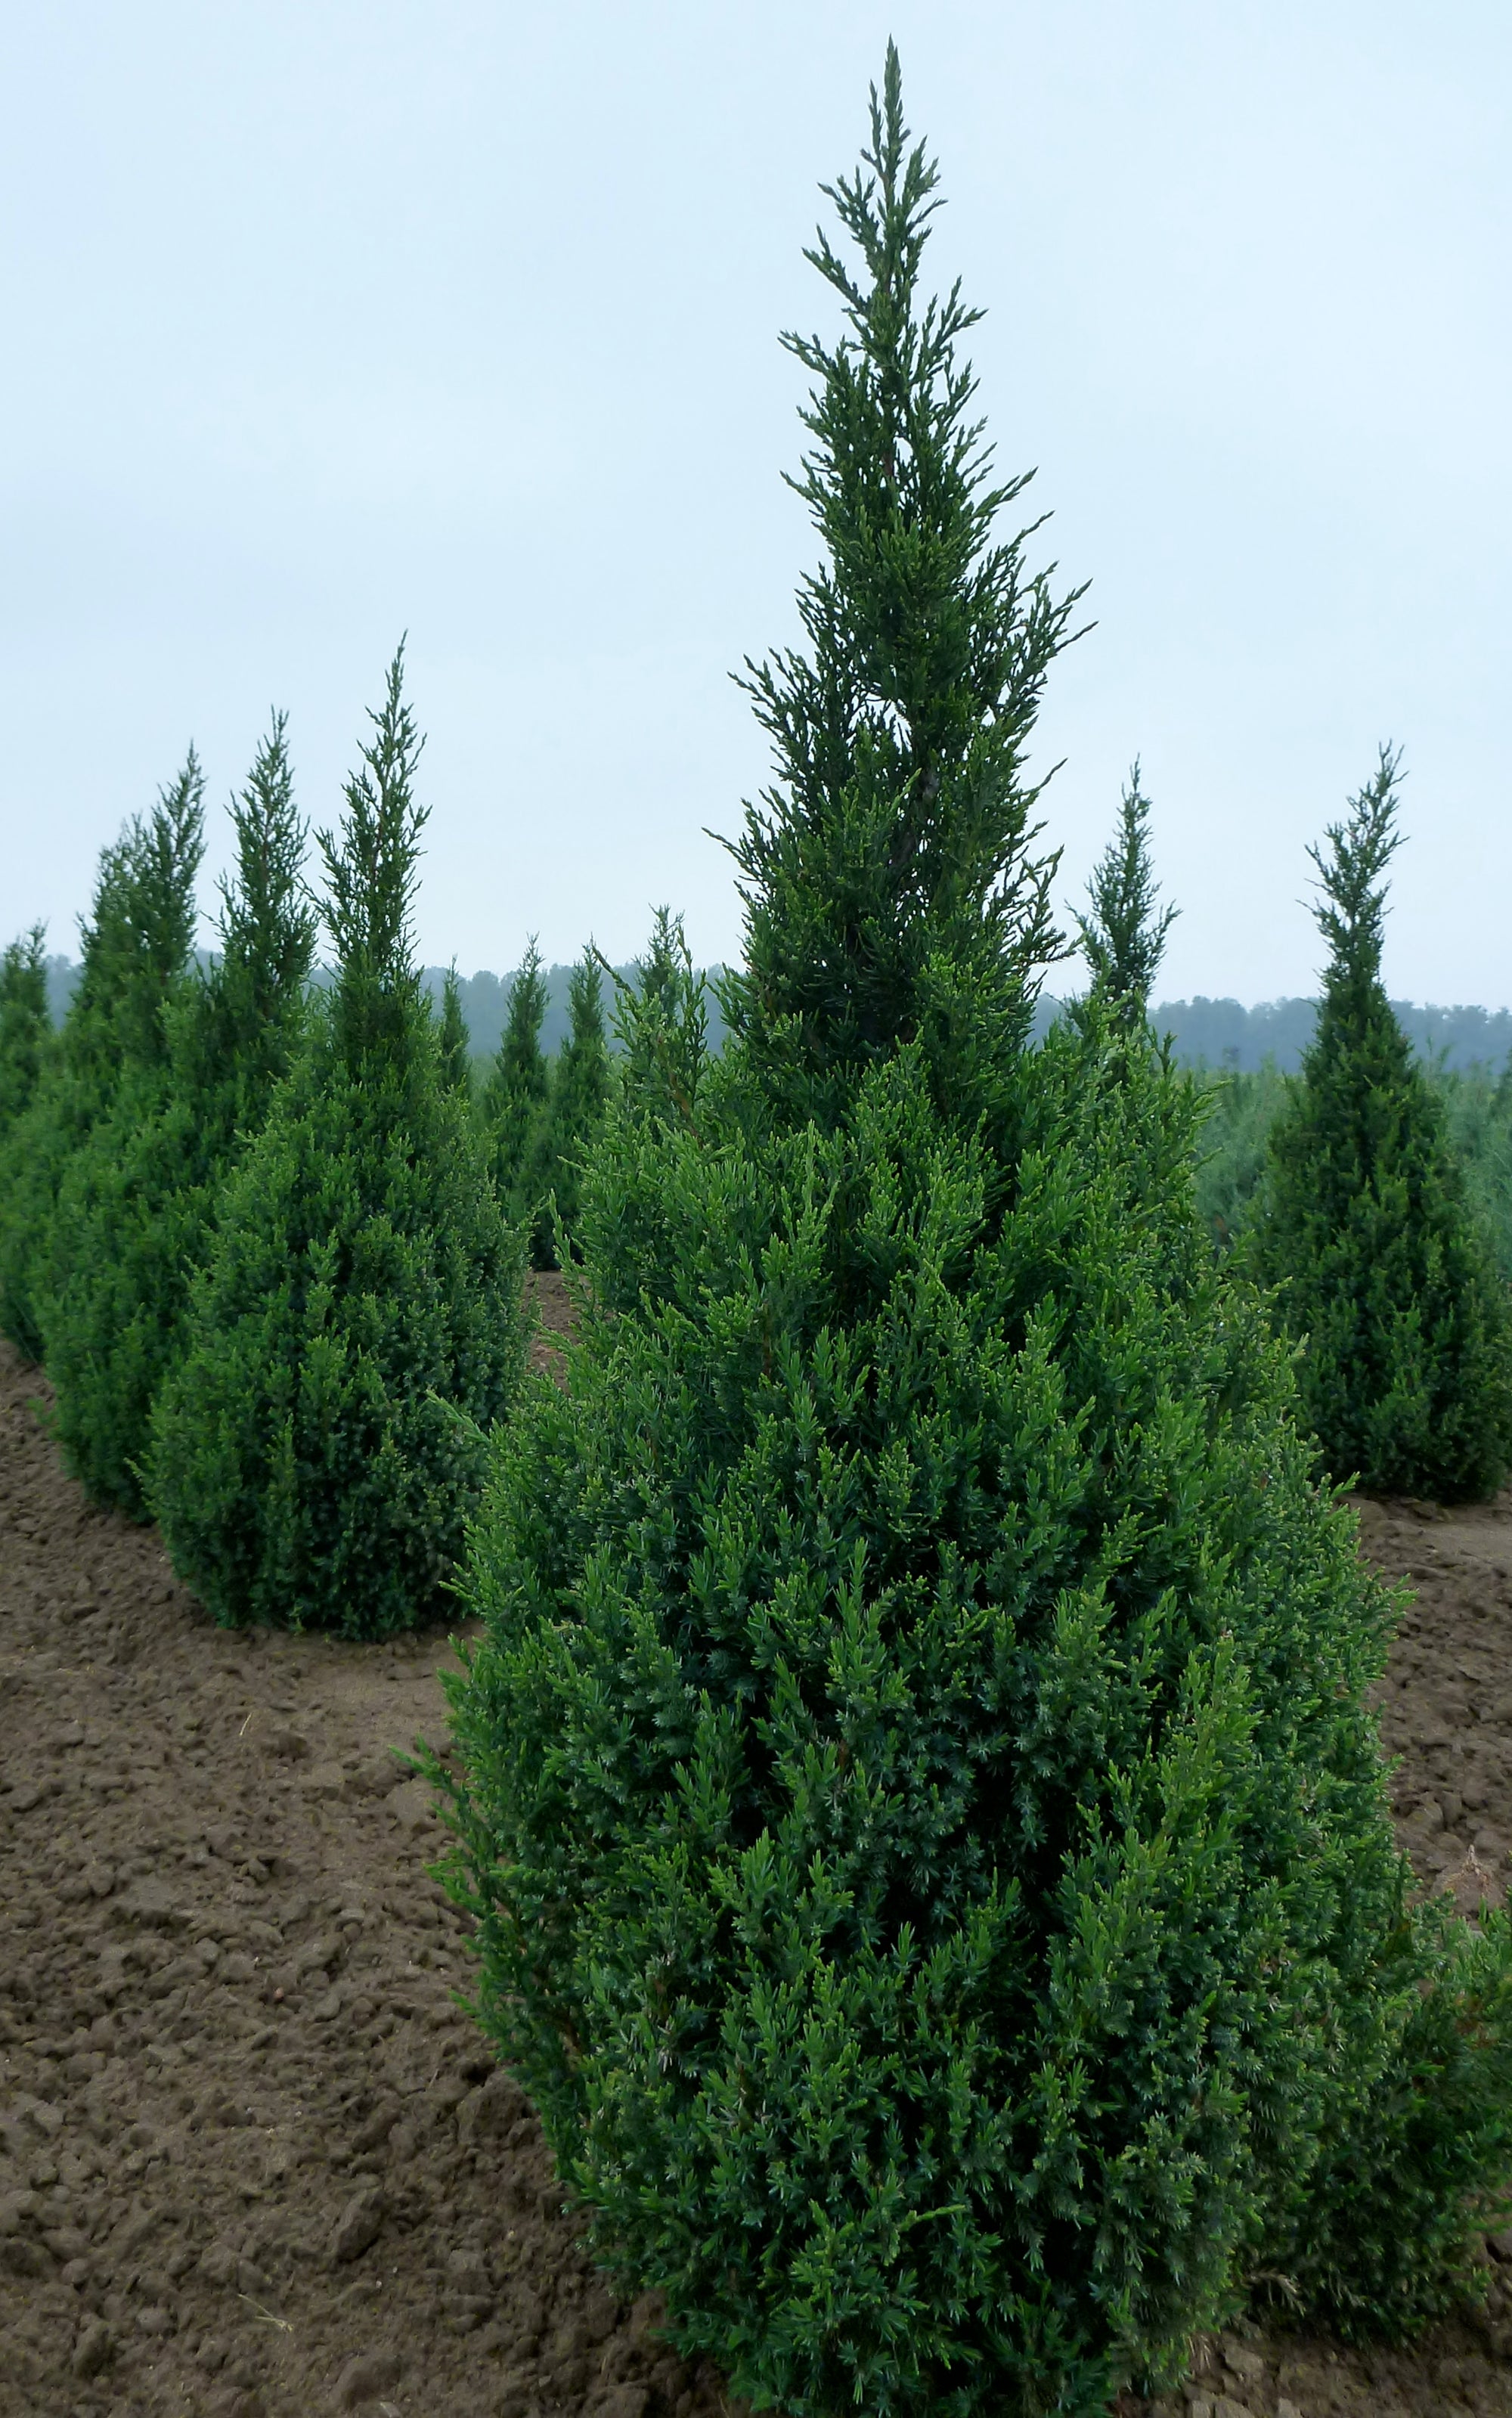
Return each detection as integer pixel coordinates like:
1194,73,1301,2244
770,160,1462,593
0,757,205,1360
1249,751,1512,1500
613,907,709,1130
39,714,317,1514
482,938,550,1234
0,926,52,1140
531,953,613,1263
1073,761,1176,1025
147,650,526,1637
439,963,472,1096
434,58,1512,2416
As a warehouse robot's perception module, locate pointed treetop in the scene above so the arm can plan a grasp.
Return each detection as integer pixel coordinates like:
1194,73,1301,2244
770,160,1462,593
1074,760,1177,1020
318,644,428,1059
1309,743,1404,994
217,709,317,1018
727,43,1085,1109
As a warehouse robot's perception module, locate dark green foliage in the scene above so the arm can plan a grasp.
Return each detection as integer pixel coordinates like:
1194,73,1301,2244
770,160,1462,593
531,954,613,1261
1248,752,1512,1502
483,938,550,1248
147,652,526,1637
434,57,1512,2413
0,755,205,1360
614,907,709,1131
1194,1061,1290,1254
38,715,316,1515
1072,761,1176,1024
0,926,52,1139
439,963,472,1096
725,56,1083,1128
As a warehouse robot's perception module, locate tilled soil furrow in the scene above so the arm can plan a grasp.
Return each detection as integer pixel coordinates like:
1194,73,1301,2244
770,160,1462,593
6,1338,1512,2416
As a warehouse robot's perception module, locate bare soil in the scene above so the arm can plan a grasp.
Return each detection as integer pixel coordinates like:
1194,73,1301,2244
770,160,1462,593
5,1300,1512,2417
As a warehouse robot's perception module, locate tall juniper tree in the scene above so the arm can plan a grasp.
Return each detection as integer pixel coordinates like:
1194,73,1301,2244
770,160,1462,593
1249,749,1512,1499
434,56,1512,2416
147,650,525,1637
0,758,204,1361
483,938,550,1245
40,714,317,1514
531,953,613,1263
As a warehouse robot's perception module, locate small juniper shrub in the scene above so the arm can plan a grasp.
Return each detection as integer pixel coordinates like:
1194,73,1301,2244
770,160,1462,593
147,649,526,1637
39,713,316,1514
0,755,205,1361
432,57,1512,2414
1248,750,1512,1501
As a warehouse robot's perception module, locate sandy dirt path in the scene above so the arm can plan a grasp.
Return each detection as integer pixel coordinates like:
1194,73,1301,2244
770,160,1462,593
5,1323,1512,2416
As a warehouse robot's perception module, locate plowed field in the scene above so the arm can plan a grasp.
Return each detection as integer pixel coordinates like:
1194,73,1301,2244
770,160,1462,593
5,1304,1512,2418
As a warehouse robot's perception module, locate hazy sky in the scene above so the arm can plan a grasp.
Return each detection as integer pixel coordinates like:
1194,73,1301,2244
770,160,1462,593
3,3,1507,1003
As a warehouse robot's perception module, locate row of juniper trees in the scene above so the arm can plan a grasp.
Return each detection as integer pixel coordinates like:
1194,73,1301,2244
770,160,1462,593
4,49,1512,2414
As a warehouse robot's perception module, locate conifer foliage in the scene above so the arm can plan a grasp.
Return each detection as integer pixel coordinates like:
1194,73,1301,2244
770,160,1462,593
436,56,1512,2416
1249,751,1512,1501
39,713,316,1515
483,939,554,1261
532,953,612,1257
1073,761,1176,1024
0,926,51,1140
0,756,205,1362
148,650,525,1637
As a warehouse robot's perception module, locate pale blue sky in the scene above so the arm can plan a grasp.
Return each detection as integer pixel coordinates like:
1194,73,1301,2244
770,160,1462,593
2,3,1507,1003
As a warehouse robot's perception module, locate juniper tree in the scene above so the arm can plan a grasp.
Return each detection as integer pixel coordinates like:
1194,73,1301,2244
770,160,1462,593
434,57,1512,2416
531,953,613,1263
483,938,550,1238
0,926,52,1140
1249,749,1512,1500
147,650,525,1636
0,757,205,1360
39,714,316,1514
439,963,472,1096
1073,760,1176,1025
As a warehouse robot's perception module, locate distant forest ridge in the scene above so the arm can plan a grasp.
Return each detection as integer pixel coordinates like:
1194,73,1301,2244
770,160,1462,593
39,956,1512,1076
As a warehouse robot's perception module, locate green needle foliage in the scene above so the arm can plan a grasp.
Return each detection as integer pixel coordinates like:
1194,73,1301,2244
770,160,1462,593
39,713,316,1514
1073,761,1177,1026
0,926,53,1141
532,953,613,1262
435,60,1512,2416
0,757,205,1361
1249,751,1512,1501
439,962,472,1096
484,938,551,1255
147,649,526,1637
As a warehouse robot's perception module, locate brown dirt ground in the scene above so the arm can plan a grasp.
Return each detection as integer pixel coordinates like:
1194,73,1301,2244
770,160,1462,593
5,1292,1512,2417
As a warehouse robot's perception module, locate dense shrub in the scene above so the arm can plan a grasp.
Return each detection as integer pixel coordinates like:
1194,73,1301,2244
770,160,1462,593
147,652,525,1636
434,57,1512,2414
38,715,316,1514
0,758,205,1361
1248,753,1512,1502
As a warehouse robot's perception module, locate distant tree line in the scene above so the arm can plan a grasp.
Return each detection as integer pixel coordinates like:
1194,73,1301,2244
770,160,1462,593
39,950,732,1062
